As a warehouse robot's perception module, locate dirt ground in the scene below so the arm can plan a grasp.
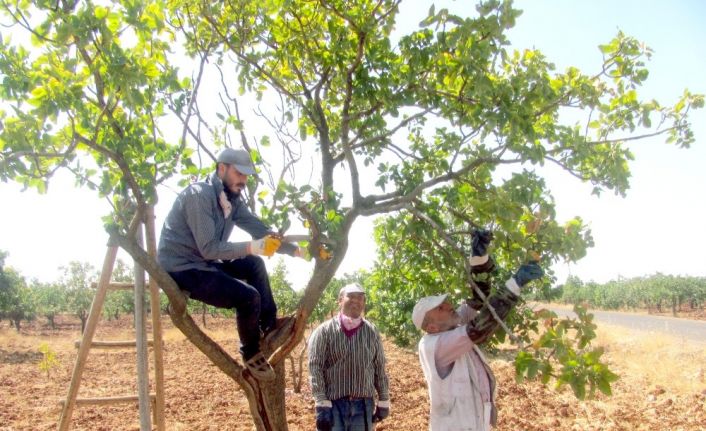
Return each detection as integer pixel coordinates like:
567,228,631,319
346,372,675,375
1,314,704,431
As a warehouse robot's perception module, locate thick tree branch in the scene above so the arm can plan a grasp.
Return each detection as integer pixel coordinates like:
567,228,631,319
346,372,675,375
341,30,368,206
362,156,516,215
112,229,279,430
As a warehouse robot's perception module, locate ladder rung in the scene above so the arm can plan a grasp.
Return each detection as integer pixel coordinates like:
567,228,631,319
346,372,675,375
74,340,155,349
90,281,135,290
60,393,156,406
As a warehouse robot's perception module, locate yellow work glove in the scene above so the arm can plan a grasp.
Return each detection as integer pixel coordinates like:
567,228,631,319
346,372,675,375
249,236,281,257
318,246,333,260
296,245,333,261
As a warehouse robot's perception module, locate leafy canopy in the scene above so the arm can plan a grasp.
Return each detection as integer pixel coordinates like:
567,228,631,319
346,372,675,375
0,0,702,413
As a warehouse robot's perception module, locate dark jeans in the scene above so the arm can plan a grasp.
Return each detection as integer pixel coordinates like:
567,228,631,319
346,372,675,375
168,255,277,359
330,398,374,431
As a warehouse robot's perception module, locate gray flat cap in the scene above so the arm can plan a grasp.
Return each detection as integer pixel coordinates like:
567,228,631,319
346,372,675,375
216,148,256,175
339,283,366,296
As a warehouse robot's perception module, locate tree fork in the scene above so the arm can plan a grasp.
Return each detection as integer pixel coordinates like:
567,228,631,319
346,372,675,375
115,231,303,430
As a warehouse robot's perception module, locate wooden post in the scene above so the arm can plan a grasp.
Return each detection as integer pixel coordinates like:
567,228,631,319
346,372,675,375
134,226,152,431
58,242,119,431
145,205,166,431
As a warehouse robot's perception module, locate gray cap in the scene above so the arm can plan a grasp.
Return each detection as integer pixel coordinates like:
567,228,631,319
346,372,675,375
339,283,366,296
216,148,256,175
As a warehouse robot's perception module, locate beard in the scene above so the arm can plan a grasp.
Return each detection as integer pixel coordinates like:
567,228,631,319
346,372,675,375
224,181,245,197
439,312,461,332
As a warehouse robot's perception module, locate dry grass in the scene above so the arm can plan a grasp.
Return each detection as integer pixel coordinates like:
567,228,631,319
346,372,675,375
594,323,706,394
535,302,706,394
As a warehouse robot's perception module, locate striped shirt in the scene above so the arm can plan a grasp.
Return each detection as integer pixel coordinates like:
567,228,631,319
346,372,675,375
308,315,390,403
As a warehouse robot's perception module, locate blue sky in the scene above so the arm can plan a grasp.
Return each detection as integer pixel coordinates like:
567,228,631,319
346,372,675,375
1,0,704,287
507,0,706,282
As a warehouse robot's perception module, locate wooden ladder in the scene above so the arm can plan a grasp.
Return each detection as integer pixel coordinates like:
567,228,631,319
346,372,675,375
58,207,166,431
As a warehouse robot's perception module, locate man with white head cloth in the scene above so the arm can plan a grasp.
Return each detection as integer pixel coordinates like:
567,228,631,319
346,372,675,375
413,230,543,430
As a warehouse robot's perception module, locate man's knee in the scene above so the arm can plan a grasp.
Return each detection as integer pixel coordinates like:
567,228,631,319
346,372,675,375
237,284,261,310
241,255,270,285
245,254,267,272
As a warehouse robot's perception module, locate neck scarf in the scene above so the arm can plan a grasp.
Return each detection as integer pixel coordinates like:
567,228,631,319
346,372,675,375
218,190,232,218
339,313,363,338
214,174,232,219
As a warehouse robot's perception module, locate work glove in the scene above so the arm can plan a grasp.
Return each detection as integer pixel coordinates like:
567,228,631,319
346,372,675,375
372,405,390,423
249,235,281,257
315,406,333,431
514,261,544,287
266,230,284,240
470,229,495,273
295,245,333,261
471,228,493,258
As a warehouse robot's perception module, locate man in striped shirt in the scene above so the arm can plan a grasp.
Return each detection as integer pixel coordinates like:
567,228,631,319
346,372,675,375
308,283,391,431
158,148,303,381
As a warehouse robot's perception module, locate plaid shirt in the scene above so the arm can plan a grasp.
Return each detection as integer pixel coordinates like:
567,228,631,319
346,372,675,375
308,316,390,403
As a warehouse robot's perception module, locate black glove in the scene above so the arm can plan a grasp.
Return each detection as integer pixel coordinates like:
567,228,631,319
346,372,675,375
471,228,493,257
372,406,389,423
315,406,333,431
514,261,544,287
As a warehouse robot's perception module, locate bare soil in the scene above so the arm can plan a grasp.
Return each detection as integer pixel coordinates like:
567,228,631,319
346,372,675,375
1,314,704,431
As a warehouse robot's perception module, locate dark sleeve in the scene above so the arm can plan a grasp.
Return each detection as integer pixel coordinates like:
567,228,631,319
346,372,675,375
471,255,496,274
465,281,519,344
467,280,491,310
308,324,330,403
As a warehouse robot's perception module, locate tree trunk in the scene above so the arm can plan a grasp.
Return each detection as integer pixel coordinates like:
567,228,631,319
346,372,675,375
260,361,289,428
12,317,21,331
79,314,87,334
116,224,344,430
287,335,308,394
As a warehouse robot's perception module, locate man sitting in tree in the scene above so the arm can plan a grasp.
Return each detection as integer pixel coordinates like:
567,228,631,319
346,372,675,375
158,148,304,381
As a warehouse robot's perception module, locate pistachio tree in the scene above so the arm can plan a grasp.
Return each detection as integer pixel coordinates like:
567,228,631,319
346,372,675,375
33,279,64,329
0,0,702,429
0,251,36,331
59,261,97,333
